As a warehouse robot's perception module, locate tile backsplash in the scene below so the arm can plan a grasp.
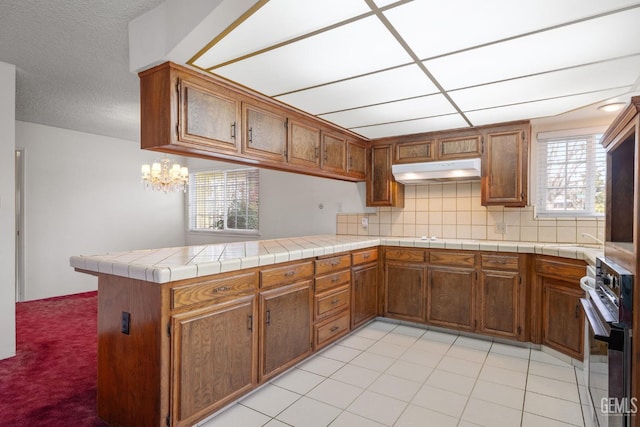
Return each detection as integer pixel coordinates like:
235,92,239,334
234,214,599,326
337,182,604,244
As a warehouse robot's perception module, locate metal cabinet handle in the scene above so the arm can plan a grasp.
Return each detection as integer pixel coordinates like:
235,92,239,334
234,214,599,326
330,326,339,332
284,271,295,277
266,309,271,326
231,122,236,139
248,127,253,144
247,315,253,331
331,299,339,305
331,276,340,283
213,286,230,293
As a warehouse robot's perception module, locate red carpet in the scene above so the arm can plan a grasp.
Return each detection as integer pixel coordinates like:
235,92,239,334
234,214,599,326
0,291,107,426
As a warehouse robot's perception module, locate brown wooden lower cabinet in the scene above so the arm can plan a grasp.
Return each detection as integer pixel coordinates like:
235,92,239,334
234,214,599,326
541,279,584,360
534,256,586,360
171,296,257,427
478,269,521,339
384,261,426,322
259,281,313,381
427,266,475,331
351,262,378,328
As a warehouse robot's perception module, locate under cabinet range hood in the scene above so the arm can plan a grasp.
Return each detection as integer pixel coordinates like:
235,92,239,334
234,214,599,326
392,158,482,183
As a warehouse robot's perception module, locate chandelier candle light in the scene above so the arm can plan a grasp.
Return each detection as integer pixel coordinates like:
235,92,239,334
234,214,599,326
141,158,189,193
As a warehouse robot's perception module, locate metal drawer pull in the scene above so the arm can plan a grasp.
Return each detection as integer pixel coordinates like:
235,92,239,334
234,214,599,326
331,276,340,283
331,299,339,305
330,326,339,332
213,286,230,293
363,254,370,259
330,260,340,266
284,271,296,277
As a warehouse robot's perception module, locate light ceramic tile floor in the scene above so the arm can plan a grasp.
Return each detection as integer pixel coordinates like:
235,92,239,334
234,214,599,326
198,320,597,427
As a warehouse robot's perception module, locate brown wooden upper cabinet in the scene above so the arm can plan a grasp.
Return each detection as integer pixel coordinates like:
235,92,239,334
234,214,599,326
139,62,366,182
481,128,528,207
288,119,320,169
321,132,347,174
394,140,435,163
347,140,367,179
242,102,287,163
367,145,404,207
437,135,481,160
177,79,241,153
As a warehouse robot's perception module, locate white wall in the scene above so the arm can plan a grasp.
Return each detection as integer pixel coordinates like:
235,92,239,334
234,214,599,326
186,158,370,245
0,62,16,360
15,122,186,301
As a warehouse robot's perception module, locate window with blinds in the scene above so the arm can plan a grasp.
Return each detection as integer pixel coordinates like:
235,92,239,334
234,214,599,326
188,168,260,232
536,133,605,216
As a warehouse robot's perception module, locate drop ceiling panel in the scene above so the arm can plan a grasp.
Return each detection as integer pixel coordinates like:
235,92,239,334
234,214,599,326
424,8,640,90
384,0,640,60
275,64,437,115
319,93,456,128
450,56,640,111
351,114,469,139
212,15,412,96
465,88,632,125
193,0,371,69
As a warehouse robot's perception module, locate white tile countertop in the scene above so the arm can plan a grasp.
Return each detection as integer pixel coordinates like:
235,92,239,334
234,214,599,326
69,235,602,284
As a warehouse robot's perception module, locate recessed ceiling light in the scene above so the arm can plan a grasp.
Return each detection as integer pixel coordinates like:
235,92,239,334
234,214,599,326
597,102,626,112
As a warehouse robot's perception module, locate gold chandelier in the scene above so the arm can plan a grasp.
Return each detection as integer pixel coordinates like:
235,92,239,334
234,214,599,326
141,158,189,193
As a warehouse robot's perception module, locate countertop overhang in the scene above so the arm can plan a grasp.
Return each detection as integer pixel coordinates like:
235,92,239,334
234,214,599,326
70,235,602,284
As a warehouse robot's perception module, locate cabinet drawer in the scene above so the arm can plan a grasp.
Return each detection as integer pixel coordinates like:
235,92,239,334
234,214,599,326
315,286,350,319
315,254,351,275
352,248,378,265
260,261,314,288
314,311,350,349
315,270,350,293
385,249,425,262
481,254,519,270
171,272,257,310
535,256,585,283
429,251,475,267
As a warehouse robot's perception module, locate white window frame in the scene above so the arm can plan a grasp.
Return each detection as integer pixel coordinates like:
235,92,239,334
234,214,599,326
188,168,260,236
533,127,605,218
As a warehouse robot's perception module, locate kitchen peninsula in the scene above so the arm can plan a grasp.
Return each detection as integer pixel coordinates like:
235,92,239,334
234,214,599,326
71,235,600,427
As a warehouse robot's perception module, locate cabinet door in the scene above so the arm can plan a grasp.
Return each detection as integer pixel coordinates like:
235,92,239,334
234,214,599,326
321,132,347,174
437,135,481,160
427,266,475,331
347,140,367,179
178,79,240,153
351,263,378,328
243,103,287,162
367,145,404,207
384,262,424,322
394,140,435,163
171,297,256,426
478,269,521,339
259,281,312,381
288,120,320,168
482,130,527,207
542,280,584,360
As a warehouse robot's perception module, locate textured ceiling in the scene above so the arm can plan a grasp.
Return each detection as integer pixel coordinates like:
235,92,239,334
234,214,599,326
0,0,164,142
190,0,640,139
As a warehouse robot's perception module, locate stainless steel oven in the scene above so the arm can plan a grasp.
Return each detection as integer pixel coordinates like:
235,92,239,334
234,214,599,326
581,257,634,427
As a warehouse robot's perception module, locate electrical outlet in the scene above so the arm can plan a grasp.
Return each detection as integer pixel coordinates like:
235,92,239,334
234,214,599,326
121,311,131,335
361,217,368,228
495,222,506,234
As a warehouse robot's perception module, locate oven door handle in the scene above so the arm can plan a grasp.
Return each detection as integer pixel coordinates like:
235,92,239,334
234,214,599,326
580,298,610,342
